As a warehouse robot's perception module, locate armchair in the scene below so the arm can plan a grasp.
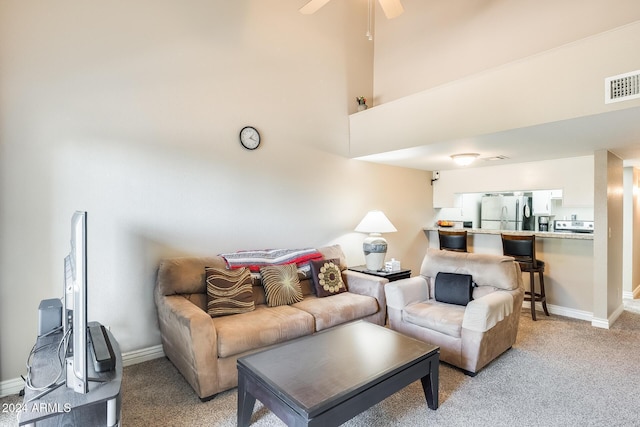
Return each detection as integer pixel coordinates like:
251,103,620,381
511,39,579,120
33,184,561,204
385,248,524,375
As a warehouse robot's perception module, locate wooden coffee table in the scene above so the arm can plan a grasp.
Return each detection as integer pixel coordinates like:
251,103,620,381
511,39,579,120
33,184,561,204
237,321,439,427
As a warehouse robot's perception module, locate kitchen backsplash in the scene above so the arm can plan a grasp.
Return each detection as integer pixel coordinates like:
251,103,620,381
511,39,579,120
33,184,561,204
548,199,593,221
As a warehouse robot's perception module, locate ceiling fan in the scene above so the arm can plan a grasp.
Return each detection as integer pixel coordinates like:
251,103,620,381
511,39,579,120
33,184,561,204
299,0,404,19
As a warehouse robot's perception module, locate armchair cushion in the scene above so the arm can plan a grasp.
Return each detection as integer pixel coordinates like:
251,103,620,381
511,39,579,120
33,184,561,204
403,301,465,338
434,272,473,306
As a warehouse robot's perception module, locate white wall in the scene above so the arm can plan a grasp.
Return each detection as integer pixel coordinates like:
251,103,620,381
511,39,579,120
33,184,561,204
593,150,624,327
373,0,640,104
432,156,594,208
622,167,640,298
0,1,431,384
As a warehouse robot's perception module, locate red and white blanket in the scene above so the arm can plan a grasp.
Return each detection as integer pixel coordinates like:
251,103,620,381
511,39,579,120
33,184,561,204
219,248,323,273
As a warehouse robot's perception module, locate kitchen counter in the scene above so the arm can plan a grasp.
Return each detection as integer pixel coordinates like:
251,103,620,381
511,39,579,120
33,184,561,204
423,227,593,240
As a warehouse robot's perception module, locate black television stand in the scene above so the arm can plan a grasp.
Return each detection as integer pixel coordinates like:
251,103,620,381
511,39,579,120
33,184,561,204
19,322,122,426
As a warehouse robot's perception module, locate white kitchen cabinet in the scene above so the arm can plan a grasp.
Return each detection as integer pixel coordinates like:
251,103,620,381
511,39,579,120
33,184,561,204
532,190,563,215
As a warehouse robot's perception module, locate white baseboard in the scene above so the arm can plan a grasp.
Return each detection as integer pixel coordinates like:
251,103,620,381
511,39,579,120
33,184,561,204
522,301,593,321
592,303,625,329
0,345,165,398
523,300,630,327
0,377,26,399
623,286,640,300
591,316,609,329
121,344,165,367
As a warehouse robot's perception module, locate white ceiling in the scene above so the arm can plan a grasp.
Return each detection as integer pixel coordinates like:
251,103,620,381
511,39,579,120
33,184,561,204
355,104,640,172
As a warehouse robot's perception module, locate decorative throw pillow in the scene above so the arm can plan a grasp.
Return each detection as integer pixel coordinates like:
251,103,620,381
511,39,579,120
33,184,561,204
205,267,255,317
309,258,347,298
434,272,473,306
260,264,304,307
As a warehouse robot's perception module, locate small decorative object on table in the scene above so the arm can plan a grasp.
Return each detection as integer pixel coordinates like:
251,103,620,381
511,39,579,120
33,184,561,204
384,258,401,272
356,96,368,111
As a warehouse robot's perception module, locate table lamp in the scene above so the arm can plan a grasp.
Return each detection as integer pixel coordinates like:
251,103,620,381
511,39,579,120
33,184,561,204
354,210,397,271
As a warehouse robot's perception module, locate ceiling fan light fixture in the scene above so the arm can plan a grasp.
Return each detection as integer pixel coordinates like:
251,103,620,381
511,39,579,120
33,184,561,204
451,153,480,166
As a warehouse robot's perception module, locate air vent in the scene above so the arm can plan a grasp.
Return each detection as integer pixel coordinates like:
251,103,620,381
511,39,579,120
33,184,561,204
605,70,640,104
482,155,509,161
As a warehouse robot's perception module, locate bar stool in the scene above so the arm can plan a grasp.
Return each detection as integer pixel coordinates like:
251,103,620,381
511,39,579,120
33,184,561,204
438,230,468,252
501,234,548,321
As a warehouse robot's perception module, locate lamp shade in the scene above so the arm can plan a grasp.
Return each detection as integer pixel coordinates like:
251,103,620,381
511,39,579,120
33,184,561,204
355,210,397,234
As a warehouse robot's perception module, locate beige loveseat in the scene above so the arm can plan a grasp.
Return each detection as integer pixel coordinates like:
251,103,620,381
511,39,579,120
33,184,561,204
154,245,387,400
385,248,524,375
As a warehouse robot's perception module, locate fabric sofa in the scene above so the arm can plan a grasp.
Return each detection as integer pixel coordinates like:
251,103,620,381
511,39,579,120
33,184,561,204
385,248,524,375
154,244,387,400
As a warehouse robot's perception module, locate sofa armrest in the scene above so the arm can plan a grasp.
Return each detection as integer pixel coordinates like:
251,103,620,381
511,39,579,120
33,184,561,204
384,276,429,310
342,270,389,325
155,289,219,399
462,290,515,333
343,270,388,316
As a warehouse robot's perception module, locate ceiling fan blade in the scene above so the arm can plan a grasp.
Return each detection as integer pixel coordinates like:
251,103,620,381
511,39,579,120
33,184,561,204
299,0,332,15
378,0,404,19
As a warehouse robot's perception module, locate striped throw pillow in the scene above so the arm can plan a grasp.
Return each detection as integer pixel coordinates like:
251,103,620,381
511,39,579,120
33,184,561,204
205,267,255,317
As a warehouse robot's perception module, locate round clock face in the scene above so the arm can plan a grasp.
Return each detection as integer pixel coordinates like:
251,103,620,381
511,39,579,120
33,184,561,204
239,126,260,150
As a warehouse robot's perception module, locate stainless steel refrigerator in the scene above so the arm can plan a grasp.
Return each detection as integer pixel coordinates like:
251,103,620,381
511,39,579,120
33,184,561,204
480,194,534,230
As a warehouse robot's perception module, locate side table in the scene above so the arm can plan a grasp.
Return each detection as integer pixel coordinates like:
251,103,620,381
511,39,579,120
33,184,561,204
348,265,411,282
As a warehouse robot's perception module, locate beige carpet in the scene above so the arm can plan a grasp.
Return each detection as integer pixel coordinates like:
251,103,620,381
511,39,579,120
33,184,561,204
2,308,640,426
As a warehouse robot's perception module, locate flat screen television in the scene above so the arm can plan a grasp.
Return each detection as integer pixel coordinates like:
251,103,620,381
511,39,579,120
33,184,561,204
64,211,89,394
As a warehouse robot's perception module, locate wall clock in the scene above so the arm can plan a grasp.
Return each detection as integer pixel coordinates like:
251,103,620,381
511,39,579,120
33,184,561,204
239,126,261,150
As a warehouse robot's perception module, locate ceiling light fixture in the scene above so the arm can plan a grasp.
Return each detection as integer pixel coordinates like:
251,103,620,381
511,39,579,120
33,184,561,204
451,153,480,166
